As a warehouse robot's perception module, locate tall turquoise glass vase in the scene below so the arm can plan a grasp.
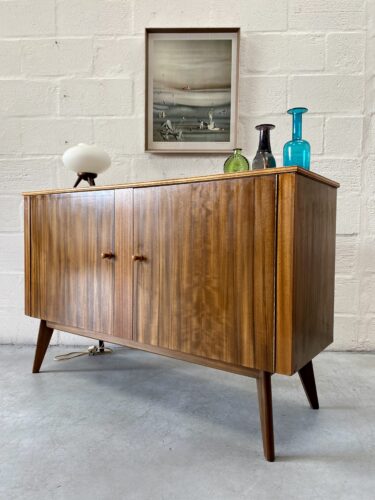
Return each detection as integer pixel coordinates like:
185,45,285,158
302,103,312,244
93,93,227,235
283,107,311,170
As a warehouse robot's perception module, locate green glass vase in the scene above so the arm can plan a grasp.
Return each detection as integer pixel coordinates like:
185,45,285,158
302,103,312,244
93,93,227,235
223,148,249,173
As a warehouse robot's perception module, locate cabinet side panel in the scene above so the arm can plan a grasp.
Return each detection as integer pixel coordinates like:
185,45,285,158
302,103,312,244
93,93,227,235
276,174,296,375
114,189,133,340
291,174,337,373
30,195,46,319
24,197,31,316
276,173,337,375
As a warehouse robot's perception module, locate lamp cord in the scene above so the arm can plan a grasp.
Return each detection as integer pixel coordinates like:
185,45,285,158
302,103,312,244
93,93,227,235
54,344,113,361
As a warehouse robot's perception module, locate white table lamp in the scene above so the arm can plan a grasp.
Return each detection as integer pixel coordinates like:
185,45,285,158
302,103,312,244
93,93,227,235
62,143,111,187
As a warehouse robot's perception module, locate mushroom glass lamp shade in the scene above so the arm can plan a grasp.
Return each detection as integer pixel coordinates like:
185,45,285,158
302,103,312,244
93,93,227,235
62,143,111,187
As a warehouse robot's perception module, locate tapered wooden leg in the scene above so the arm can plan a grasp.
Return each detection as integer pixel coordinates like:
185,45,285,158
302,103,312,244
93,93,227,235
298,360,319,409
32,320,54,373
256,371,275,462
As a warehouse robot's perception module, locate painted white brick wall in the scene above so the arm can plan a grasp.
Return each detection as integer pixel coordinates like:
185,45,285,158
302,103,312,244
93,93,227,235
0,0,373,350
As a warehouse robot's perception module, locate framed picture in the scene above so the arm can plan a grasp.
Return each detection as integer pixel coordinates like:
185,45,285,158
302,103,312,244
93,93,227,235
145,28,240,153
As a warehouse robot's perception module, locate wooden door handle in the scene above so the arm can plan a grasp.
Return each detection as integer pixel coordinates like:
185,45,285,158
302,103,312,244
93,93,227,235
132,255,146,262
101,252,115,259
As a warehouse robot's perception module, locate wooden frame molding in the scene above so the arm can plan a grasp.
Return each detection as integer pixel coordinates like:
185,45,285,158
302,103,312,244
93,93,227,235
144,27,240,153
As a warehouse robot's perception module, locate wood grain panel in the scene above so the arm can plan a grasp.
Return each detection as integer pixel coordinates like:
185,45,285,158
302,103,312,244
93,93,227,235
133,187,161,346
114,189,133,339
253,176,277,369
23,167,339,197
25,168,338,380
30,195,45,318
276,173,337,375
293,174,337,370
275,174,295,375
47,321,260,379
157,184,193,352
24,196,31,316
29,191,115,334
133,177,276,371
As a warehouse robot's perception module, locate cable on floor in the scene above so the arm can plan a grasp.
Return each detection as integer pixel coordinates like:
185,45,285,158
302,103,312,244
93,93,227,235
54,344,113,361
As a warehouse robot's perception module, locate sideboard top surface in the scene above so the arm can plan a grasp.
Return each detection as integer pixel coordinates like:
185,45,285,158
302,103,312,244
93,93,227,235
23,166,339,196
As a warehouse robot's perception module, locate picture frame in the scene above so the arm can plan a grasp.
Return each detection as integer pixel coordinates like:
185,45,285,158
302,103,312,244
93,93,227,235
145,28,240,153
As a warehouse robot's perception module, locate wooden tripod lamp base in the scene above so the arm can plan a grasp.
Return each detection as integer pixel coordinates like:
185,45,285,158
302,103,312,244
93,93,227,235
73,172,98,188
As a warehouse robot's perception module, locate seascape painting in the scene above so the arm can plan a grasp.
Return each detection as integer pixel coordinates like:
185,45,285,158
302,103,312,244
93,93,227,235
146,29,239,152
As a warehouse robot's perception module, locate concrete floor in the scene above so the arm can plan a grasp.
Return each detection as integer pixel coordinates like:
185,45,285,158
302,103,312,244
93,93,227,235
0,347,374,500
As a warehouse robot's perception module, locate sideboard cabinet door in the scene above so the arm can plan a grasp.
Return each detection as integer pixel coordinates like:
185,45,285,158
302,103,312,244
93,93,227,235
29,191,115,334
133,177,276,371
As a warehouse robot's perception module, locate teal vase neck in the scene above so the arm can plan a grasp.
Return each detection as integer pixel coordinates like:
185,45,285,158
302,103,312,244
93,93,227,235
288,107,307,141
292,113,302,141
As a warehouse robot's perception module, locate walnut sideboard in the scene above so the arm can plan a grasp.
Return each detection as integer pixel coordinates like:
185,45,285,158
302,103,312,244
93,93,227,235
23,167,339,461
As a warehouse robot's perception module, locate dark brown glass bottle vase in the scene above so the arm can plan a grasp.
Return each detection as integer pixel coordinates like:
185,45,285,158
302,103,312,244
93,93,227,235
252,124,276,170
